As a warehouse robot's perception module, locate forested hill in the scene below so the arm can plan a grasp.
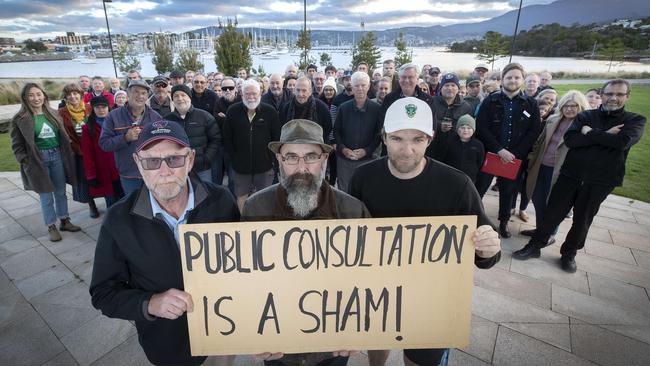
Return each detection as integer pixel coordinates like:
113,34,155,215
448,19,650,58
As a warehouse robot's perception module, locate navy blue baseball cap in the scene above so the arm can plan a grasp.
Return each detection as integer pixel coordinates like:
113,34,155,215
136,120,190,153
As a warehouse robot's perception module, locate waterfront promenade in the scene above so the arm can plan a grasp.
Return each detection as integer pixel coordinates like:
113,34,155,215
1,169,649,366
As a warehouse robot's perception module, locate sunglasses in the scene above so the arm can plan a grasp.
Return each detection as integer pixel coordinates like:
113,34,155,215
154,83,168,88
222,86,235,91
136,151,190,170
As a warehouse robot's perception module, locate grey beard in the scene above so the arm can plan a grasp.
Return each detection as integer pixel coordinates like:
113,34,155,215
280,163,326,218
243,99,260,110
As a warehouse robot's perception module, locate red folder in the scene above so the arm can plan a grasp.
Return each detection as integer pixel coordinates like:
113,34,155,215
480,152,522,180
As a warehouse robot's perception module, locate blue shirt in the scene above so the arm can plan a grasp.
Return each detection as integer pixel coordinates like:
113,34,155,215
499,92,522,148
149,179,195,245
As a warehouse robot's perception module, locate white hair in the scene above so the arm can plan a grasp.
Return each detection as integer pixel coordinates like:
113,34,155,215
241,79,261,93
398,63,419,77
351,71,370,86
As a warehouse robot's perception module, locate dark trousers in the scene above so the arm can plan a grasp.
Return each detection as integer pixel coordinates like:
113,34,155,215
530,174,614,258
511,162,530,211
531,165,557,234
476,172,518,222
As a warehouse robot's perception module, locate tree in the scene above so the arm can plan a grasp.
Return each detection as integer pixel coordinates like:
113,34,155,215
296,29,315,70
151,34,174,74
351,32,381,72
175,49,204,73
214,18,252,76
599,37,628,72
23,39,47,52
319,52,332,67
393,32,412,67
115,41,141,75
476,31,508,70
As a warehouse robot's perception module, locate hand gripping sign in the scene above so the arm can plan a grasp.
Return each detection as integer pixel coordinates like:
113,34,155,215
179,216,476,355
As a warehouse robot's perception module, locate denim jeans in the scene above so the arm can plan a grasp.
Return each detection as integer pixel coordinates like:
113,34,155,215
38,148,69,226
120,177,143,197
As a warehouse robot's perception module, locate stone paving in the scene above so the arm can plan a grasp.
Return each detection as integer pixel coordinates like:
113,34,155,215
1,171,649,366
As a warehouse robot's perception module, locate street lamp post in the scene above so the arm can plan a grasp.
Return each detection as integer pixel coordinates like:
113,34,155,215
303,0,307,67
509,0,524,63
103,0,118,78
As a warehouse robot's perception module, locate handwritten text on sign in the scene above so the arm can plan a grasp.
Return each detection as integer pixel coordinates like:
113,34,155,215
179,216,476,355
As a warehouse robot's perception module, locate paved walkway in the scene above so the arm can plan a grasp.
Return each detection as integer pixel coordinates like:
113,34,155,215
1,171,649,366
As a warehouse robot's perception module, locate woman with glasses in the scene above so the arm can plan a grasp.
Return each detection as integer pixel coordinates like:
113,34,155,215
520,90,589,242
11,83,81,242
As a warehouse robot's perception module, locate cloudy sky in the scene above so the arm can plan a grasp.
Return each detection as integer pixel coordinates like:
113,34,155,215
1,0,557,41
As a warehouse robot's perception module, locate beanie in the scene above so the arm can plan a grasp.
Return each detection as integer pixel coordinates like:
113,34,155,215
457,114,476,131
171,84,191,99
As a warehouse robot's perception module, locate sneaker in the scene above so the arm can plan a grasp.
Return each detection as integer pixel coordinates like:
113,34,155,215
48,225,62,242
59,218,81,232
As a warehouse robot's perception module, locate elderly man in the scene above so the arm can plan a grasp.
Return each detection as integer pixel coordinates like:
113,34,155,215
429,73,473,159
148,75,173,117
213,77,242,187
380,63,432,127
312,71,326,97
475,63,542,238
243,119,367,366
538,71,554,92
524,73,540,97
223,79,281,210
333,71,382,192
185,70,195,87
280,77,332,144
474,63,489,83
285,64,298,78
100,80,162,195
165,84,221,183
261,73,290,111
109,77,122,94
514,79,646,272
349,97,501,366
90,121,239,366
190,73,219,115
83,76,115,108
169,70,185,86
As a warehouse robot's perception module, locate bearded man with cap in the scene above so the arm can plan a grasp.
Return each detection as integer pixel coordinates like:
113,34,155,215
349,97,501,366
242,118,368,366
429,72,473,159
100,79,162,195
148,75,173,117
90,120,239,366
165,84,221,183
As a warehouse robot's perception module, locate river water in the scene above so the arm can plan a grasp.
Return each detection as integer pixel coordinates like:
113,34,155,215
2,47,649,78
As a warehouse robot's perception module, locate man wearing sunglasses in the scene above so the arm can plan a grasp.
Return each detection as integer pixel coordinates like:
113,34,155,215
90,120,239,366
514,79,646,272
190,73,218,116
241,119,368,366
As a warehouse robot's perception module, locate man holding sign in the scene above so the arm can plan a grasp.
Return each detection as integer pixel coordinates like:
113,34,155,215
90,120,239,366
349,97,502,366
241,118,369,365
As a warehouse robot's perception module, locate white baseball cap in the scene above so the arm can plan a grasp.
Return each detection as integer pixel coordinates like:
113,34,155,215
384,97,433,137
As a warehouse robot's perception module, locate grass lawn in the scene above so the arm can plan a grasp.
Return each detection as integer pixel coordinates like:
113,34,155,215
1,84,648,202
554,84,650,203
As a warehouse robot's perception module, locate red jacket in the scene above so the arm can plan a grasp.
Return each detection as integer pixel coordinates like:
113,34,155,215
84,90,115,108
81,121,120,197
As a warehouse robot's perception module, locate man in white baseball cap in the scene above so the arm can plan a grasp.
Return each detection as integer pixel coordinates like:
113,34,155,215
349,97,501,366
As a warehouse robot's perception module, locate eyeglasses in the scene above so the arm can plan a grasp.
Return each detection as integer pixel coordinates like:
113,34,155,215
602,92,628,98
280,153,323,165
222,86,235,91
136,151,190,170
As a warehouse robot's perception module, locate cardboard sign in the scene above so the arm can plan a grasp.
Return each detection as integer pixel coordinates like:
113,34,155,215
179,216,476,356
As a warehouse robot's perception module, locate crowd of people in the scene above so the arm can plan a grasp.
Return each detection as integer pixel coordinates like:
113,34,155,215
9,58,646,366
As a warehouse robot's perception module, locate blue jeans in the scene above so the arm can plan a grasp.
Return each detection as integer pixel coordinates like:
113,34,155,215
38,148,69,226
120,177,143,197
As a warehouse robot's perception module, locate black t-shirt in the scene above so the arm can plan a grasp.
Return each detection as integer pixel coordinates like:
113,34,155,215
349,157,491,226
349,157,499,268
